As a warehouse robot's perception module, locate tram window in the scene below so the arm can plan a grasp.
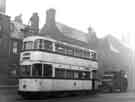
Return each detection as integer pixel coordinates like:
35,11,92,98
44,40,53,51
89,51,93,59
84,51,89,59
82,72,86,79
86,52,90,58
73,48,78,56
55,68,65,78
32,64,42,76
93,52,96,60
23,41,33,50
12,41,18,54
55,43,66,54
40,39,45,49
66,70,74,79
79,72,90,80
43,64,52,77
92,70,97,79
85,72,90,79
34,39,44,49
34,39,40,49
78,49,82,57
66,47,73,56
20,65,31,76
81,50,84,57
91,52,96,60
74,48,80,57
74,71,79,79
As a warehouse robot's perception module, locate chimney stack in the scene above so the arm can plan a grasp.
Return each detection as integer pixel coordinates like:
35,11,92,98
0,0,6,14
46,8,56,26
29,12,39,34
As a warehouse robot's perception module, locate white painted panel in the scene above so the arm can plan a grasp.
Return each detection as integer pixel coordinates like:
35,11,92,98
81,80,92,89
19,79,41,91
24,51,98,69
19,79,92,92
40,79,52,91
0,0,6,13
52,79,92,91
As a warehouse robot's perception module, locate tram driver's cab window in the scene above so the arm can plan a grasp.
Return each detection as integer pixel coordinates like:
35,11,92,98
32,64,42,76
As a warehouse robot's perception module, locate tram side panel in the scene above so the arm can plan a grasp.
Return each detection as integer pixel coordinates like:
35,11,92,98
21,51,97,69
19,79,92,92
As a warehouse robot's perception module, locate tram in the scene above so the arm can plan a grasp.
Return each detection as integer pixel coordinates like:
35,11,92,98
18,35,98,97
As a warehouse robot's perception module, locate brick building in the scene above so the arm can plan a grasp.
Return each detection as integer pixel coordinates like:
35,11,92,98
0,13,24,85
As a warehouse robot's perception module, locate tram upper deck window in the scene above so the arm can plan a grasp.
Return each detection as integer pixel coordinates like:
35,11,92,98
92,52,97,60
34,39,53,51
90,51,97,60
84,51,90,59
55,43,66,54
34,39,44,49
19,65,31,77
74,48,80,57
44,40,53,51
66,46,73,56
23,41,33,50
32,64,42,76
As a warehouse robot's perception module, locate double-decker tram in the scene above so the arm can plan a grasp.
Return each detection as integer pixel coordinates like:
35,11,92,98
18,35,98,98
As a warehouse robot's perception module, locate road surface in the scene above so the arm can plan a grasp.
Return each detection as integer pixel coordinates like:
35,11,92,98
0,88,135,102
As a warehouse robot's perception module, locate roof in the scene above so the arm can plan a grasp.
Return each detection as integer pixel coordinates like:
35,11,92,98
56,22,88,43
40,22,90,48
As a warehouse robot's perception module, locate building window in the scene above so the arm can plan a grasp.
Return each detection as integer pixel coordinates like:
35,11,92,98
12,41,18,54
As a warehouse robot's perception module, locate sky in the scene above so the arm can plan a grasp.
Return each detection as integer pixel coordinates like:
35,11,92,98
5,0,135,50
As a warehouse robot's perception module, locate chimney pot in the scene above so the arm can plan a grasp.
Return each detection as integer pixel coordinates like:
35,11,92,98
46,8,56,25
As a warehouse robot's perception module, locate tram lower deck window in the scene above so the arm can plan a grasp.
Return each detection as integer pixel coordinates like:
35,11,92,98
32,64,42,76
43,64,52,77
55,68,65,78
55,68,90,80
79,72,90,80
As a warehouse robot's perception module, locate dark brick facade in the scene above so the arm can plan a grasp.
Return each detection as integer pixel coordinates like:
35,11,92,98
0,14,22,85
